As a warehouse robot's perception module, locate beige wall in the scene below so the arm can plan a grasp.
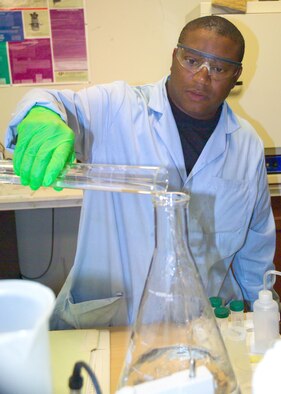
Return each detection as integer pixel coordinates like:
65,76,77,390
1,0,201,152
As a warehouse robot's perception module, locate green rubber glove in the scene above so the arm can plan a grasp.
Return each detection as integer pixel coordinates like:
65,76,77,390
14,105,75,190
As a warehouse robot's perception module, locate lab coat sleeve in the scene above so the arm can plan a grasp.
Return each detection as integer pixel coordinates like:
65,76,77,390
5,83,126,162
5,87,91,161
231,153,276,309
4,88,73,151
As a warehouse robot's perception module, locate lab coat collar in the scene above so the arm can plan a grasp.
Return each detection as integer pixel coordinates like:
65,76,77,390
147,77,187,183
147,77,242,183
187,102,241,180
147,76,169,115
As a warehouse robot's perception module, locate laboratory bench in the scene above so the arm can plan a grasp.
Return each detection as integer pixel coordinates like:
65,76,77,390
49,326,131,394
107,327,131,393
50,318,261,394
0,184,83,211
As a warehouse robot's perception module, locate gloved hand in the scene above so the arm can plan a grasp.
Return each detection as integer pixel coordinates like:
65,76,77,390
14,105,75,190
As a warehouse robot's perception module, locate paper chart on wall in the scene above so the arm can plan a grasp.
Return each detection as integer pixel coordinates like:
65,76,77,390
0,0,89,86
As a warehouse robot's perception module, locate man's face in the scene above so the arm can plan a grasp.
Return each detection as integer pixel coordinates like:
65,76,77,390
167,28,242,120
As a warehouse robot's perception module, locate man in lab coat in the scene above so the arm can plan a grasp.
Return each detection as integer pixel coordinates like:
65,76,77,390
5,15,276,329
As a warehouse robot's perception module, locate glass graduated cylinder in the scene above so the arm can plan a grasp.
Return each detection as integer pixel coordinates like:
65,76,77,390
0,160,168,194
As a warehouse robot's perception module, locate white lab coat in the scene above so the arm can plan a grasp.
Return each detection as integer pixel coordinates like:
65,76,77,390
6,77,276,329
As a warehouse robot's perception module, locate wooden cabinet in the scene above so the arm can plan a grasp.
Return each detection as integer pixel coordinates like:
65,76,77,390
271,196,281,298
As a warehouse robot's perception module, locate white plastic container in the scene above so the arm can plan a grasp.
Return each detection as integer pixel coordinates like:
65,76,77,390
253,289,280,354
224,326,252,394
252,340,281,394
0,280,55,394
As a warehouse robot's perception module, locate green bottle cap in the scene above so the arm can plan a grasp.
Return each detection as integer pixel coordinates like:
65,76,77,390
214,306,230,319
209,296,222,308
229,300,244,312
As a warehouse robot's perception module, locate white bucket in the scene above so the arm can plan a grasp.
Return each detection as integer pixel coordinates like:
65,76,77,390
0,279,55,394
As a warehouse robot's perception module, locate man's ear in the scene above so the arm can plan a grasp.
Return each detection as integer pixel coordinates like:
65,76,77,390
231,66,243,89
172,48,178,62
170,48,177,72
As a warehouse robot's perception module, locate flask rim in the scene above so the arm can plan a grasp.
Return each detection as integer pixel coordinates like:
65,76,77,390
152,191,190,206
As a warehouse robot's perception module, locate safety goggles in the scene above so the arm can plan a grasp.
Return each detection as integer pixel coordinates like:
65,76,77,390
176,43,242,81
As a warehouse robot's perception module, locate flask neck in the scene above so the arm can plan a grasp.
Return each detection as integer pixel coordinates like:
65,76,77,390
153,192,189,250
155,203,188,249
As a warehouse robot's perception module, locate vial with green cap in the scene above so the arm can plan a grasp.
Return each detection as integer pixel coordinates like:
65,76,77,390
229,300,244,328
214,306,230,334
209,296,222,310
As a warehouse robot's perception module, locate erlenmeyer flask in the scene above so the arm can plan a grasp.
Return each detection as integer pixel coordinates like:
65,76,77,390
117,192,239,394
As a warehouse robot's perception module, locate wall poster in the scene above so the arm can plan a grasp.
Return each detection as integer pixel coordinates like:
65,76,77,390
0,0,89,86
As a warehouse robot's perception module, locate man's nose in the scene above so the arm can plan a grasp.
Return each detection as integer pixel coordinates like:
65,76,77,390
193,62,211,82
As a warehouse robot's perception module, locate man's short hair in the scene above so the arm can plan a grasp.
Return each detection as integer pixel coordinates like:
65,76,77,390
179,15,245,62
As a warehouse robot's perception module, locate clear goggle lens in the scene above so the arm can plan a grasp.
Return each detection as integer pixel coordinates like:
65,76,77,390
176,44,241,81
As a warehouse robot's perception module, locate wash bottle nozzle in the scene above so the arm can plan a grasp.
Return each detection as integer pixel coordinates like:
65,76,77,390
263,270,281,291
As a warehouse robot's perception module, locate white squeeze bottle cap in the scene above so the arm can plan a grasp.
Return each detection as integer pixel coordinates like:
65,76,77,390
259,289,273,303
253,289,280,354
